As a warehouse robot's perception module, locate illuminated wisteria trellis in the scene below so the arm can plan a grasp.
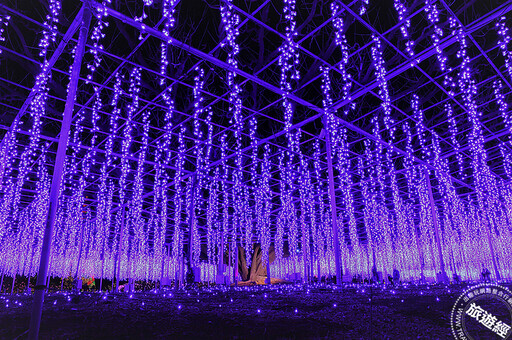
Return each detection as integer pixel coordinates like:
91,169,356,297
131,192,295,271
0,0,512,302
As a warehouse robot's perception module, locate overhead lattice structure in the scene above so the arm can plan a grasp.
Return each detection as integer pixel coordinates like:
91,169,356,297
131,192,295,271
0,0,512,290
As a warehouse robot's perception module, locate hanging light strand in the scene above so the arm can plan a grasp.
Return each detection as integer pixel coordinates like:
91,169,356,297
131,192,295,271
496,16,512,81
330,2,354,113
39,0,61,59
371,34,394,136
87,0,111,82
444,103,464,178
279,0,300,136
0,14,11,56
160,0,177,86
359,0,369,16
393,0,415,61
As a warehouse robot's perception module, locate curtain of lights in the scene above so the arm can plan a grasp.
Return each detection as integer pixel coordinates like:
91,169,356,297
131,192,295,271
1,0,512,286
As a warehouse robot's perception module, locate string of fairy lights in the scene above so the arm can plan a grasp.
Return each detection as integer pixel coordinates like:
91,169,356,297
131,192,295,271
393,0,415,61
0,14,10,57
0,0,511,287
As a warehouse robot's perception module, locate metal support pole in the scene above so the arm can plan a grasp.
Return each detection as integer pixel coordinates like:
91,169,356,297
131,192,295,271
414,226,425,277
173,248,178,290
266,250,271,285
317,248,321,281
28,6,91,339
233,243,238,286
10,276,15,295
218,227,225,283
310,243,315,281
180,255,185,288
424,169,447,283
46,252,54,290
303,236,308,283
228,241,232,284
324,128,343,285
159,244,167,292
446,213,458,279
0,270,4,293
115,207,126,293
188,175,197,282
99,232,107,292
74,216,86,292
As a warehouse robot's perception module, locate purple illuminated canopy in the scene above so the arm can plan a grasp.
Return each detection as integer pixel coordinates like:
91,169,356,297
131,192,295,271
0,0,510,297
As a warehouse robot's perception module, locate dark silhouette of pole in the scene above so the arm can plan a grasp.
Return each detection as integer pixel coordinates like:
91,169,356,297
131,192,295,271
28,6,91,339
233,243,239,286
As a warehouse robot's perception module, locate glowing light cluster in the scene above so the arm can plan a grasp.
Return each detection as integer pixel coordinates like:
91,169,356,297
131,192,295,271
444,103,464,178
160,0,177,85
259,144,272,267
186,177,200,267
130,110,151,268
221,1,243,259
332,121,360,266
371,35,394,135
297,146,312,280
207,169,219,276
247,117,258,266
320,66,337,135
275,151,286,271
330,2,354,114
312,140,328,278
94,75,120,281
81,87,102,181
393,0,415,60
359,0,369,16
192,68,206,191
0,15,10,55
493,80,512,138
119,68,141,205
452,17,494,205
219,134,231,266
3,0,512,288
411,94,429,158
87,0,111,82
172,127,186,266
39,0,61,58
424,0,447,72
11,58,52,223
115,67,141,279
9,0,61,202
279,0,300,134
161,87,174,167
499,143,512,179
496,16,512,81
494,80,512,180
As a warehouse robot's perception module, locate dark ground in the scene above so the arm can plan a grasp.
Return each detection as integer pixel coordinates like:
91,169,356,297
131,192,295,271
0,282,508,339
